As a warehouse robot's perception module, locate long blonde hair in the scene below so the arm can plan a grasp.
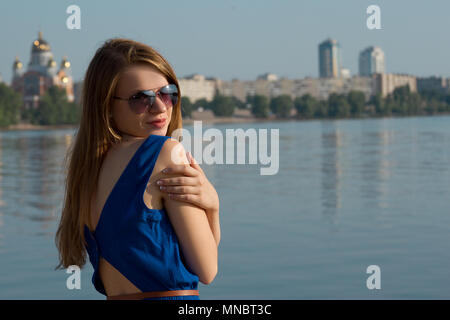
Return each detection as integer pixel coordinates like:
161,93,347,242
55,38,183,270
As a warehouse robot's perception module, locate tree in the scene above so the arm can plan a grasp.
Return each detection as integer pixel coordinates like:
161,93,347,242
181,96,193,118
248,95,270,118
389,85,411,115
347,91,366,116
294,94,317,119
0,83,21,126
270,94,293,118
327,93,350,118
231,96,245,109
193,98,209,111
425,98,439,115
384,94,395,115
393,85,410,102
370,93,386,115
314,100,328,118
31,86,80,125
406,92,422,115
36,93,59,125
209,94,235,116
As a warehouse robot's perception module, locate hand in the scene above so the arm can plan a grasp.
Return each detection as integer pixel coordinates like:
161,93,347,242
156,152,219,215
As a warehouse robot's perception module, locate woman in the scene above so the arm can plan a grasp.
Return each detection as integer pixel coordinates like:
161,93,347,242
55,38,220,300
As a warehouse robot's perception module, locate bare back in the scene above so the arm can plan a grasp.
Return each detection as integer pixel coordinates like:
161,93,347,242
89,138,167,296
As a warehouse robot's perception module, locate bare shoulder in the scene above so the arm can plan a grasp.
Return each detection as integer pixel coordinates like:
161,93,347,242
147,137,190,191
154,137,190,171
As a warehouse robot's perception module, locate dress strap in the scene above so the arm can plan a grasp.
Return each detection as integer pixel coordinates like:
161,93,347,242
133,135,171,192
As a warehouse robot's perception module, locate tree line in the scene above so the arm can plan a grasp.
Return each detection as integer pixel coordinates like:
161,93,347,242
181,86,450,120
1,83,450,128
0,83,80,127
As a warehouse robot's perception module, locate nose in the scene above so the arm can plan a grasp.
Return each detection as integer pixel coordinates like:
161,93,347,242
149,95,168,113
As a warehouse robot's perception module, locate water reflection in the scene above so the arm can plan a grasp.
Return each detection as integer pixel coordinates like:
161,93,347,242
359,119,393,210
0,131,74,237
320,121,343,219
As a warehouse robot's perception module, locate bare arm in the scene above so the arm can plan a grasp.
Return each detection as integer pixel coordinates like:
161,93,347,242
205,196,220,246
156,153,221,246
156,139,218,284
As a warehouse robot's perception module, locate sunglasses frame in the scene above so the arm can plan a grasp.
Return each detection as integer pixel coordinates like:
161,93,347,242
112,84,178,114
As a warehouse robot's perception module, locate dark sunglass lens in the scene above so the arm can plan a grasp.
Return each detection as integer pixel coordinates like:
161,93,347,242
160,92,178,107
160,85,178,107
130,93,153,114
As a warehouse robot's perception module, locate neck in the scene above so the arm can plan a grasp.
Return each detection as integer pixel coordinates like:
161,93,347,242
120,133,145,143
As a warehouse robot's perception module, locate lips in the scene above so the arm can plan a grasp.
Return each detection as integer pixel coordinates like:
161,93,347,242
147,118,166,128
148,118,166,124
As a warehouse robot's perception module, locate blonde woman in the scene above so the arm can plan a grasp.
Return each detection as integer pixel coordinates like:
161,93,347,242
55,38,220,300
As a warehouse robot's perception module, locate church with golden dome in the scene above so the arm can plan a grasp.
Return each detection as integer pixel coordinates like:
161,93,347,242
11,31,74,109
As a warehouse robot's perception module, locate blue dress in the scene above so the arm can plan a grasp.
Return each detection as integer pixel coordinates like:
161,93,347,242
83,134,200,300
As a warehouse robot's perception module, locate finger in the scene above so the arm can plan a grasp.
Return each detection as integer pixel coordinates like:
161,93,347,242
186,152,204,174
159,185,200,194
186,151,193,163
158,177,198,186
163,164,198,177
186,151,195,164
168,193,200,205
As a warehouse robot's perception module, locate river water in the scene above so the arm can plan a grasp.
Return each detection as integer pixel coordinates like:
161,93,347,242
0,115,449,299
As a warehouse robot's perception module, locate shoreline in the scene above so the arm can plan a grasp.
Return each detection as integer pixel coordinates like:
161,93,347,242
0,117,287,131
1,112,450,131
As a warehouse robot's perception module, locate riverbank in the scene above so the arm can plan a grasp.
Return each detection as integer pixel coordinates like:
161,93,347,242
0,116,284,131
0,123,79,131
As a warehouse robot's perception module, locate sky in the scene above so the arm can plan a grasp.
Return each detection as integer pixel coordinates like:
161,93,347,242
0,0,449,84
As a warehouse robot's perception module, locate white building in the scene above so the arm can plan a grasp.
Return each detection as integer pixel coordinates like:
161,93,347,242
341,68,351,78
178,74,218,102
373,73,417,97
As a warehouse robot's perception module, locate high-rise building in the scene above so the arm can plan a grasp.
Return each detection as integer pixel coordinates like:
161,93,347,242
318,38,341,78
359,46,385,76
11,31,74,109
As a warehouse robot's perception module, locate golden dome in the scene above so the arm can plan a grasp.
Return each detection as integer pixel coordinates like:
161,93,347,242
32,31,51,53
13,56,23,69
61,56,71,69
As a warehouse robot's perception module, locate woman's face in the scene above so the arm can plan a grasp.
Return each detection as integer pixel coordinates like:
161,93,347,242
111,64,173,138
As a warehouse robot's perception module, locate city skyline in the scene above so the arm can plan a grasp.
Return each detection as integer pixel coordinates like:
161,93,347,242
2,31,440,85
1,0,449,84
4,30,447,108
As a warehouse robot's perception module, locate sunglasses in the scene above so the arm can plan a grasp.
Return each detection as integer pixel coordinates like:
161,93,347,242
113,84,178,114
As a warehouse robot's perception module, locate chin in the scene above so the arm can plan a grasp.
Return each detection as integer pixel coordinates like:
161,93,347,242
149,127,168,136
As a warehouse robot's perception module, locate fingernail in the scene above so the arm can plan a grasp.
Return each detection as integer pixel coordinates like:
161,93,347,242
157,180,163,185
163,168,170,173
